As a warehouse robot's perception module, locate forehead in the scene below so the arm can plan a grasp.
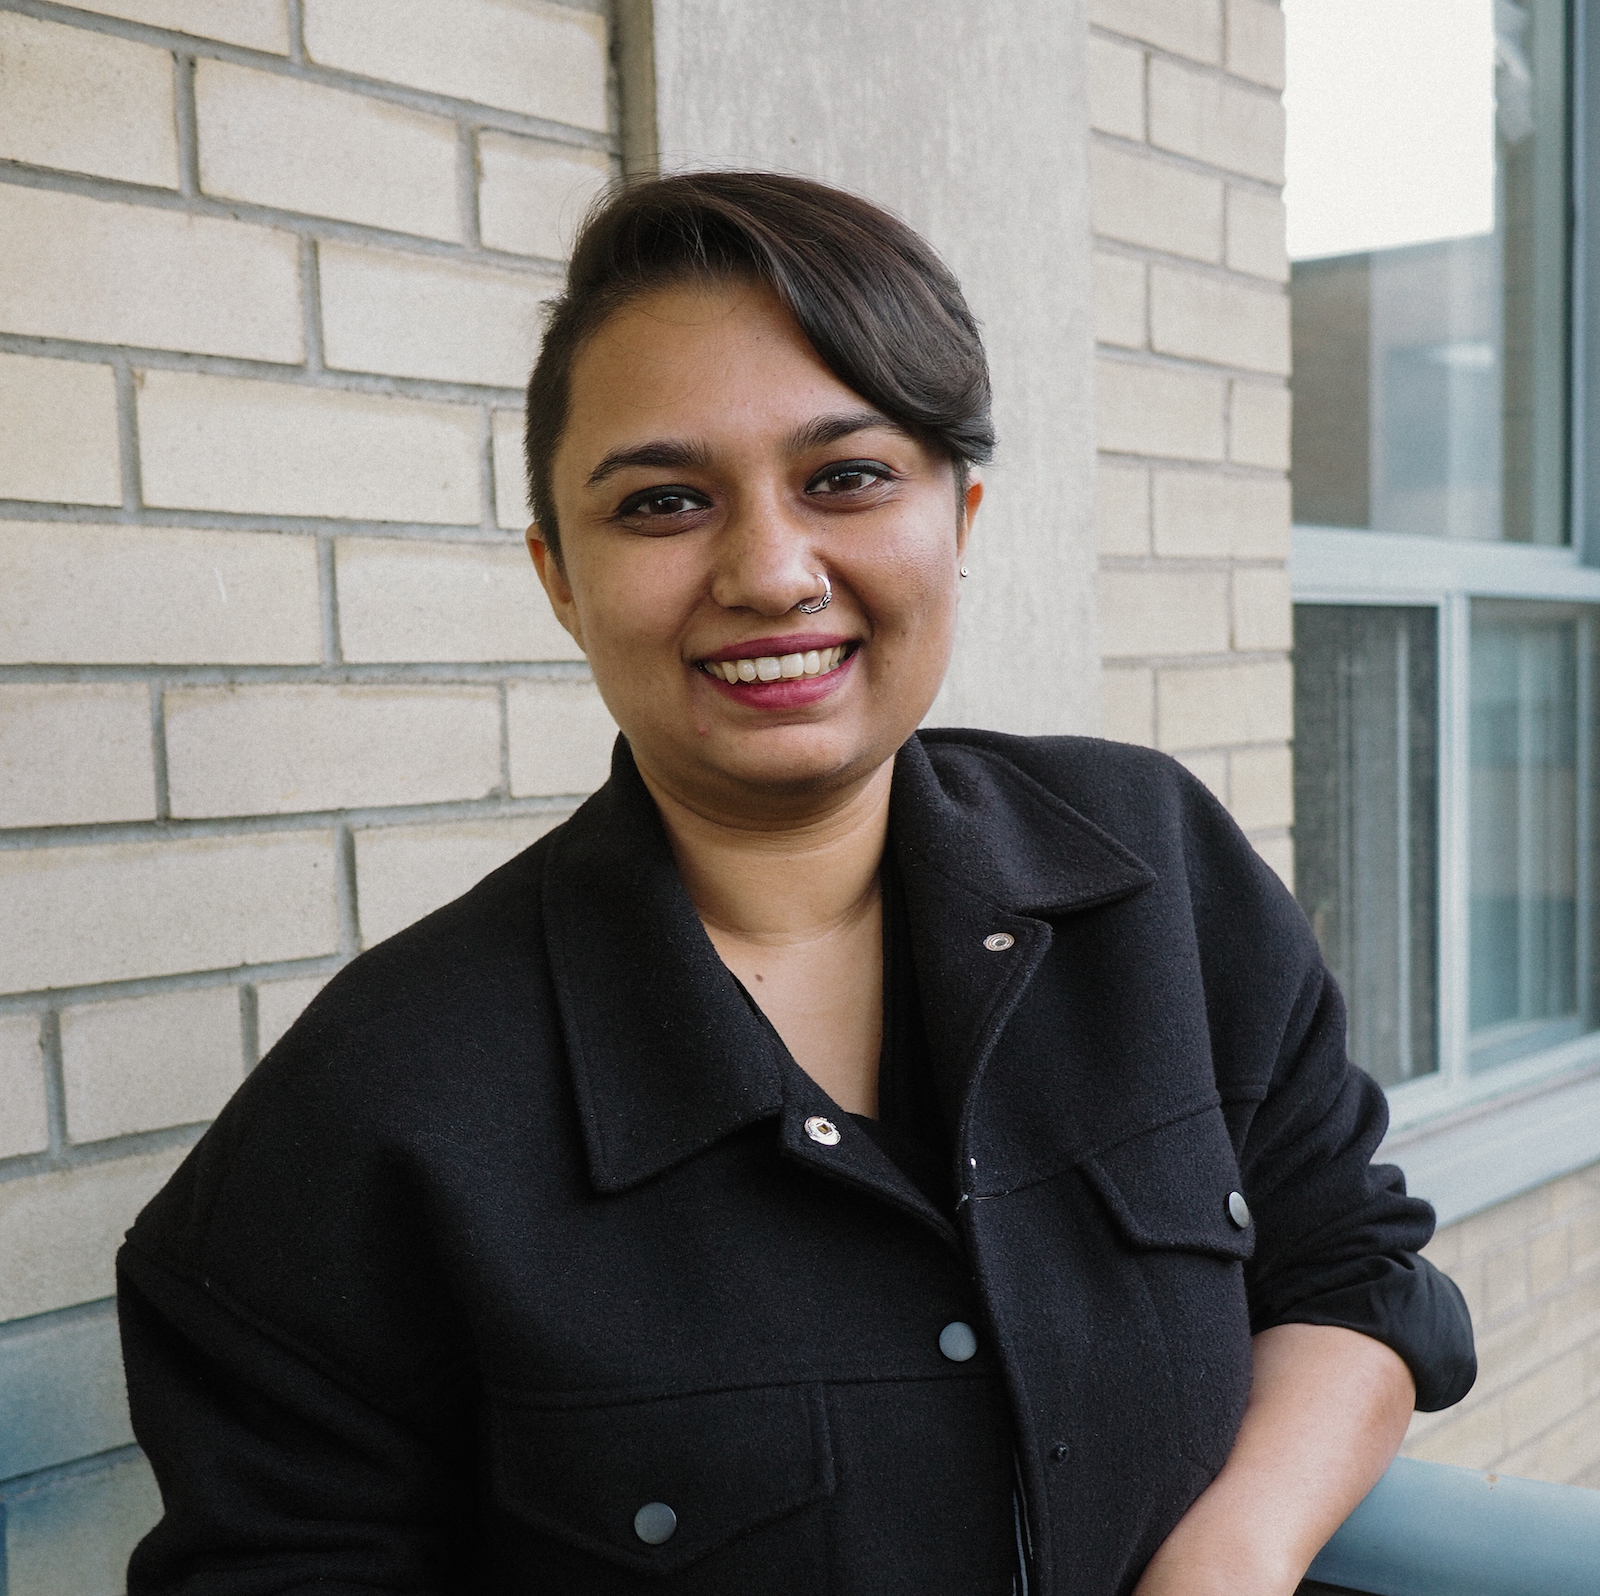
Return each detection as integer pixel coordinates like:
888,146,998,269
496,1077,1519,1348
559,281,872,456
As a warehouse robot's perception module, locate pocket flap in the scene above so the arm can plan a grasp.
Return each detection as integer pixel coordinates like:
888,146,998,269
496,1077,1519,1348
489,1382,835,1574
1079,1106,1255,1261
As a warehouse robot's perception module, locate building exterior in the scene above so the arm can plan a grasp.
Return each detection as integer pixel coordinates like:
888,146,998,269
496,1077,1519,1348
0,0,1593,1586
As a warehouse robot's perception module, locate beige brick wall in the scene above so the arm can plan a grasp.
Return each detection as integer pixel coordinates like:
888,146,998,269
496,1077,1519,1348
1404,1162,1600,1487
1088,0,1293,881
0,1,617,1567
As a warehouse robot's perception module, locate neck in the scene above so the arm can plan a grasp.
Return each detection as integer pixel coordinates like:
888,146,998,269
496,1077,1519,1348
636,757,894,944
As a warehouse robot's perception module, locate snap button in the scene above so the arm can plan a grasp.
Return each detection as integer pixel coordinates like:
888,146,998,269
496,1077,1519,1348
1050,1442,1070,1463
983,932,1015,952
804,1115,841,1146
634,1501,677,1544
1227,1190,1251,1229
939,1320,978,1362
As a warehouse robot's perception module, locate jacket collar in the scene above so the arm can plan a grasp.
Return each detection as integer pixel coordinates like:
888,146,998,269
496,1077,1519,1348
542,735,1154,1195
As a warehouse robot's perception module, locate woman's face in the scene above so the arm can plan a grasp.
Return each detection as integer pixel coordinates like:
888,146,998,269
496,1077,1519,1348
530,279,980,816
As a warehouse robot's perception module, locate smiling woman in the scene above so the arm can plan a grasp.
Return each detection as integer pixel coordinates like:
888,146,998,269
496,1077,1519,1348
117,174,1475,1596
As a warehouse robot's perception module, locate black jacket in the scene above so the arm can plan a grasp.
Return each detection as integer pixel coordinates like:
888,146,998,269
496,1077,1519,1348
118,732,1475,1596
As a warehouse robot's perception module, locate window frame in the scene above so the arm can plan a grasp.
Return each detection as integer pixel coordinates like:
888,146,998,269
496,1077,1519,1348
1288,1,1600,1223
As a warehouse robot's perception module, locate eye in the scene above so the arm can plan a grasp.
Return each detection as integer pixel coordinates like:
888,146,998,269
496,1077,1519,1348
807,460,894,497
614,485,712,524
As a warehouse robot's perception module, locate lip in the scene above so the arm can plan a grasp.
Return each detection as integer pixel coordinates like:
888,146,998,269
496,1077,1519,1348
697,631,852,664
698,645,858,708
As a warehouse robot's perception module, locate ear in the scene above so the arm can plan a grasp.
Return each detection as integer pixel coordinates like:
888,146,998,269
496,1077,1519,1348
957,475,983,562
526,527,585,652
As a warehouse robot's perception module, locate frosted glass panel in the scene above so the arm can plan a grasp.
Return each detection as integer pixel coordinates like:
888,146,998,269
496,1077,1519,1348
1286,0,1569,544
1294,606,1439,1086
1468,604,1594,1069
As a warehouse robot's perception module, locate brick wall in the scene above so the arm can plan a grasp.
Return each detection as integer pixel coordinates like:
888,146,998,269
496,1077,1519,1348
1086,0,1294,881
0,0,616,1581
1403,1162,1600,1487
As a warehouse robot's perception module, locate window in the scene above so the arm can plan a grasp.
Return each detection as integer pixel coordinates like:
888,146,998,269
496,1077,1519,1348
1286,0,1600,1194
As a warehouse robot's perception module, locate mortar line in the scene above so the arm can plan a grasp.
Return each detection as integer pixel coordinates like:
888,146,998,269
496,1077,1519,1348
0,1122,205,1185
479,404,499,531
38,1010,67,1156
113,360,143,511
458,123,483,249
299,236,325,372
149,681,171,820
0,500,542,540
0,662,594,686
239,981,260,1071
318,534,342,664
284,0,305,65
498,680,512,795
0,0,619,151
335,820,360,957
173,52,199,197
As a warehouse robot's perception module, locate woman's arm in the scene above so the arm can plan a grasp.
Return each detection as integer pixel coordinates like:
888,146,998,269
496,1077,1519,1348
1133,1323,1415,1596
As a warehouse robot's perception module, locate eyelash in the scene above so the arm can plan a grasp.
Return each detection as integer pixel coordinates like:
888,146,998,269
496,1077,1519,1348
612,461,895,523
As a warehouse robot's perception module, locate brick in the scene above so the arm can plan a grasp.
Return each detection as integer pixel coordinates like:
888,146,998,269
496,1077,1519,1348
1098,568,1230,658
0,1309,134,1479
1156,657,1290,749
1087,34,1145,140
1097,359,1226,461
0,186,301,362
4,1451,163,1596
1150,264,1289,373
319,243,556,388
1152,469,1289,558
1094,252,1146,349
494,407,529,529
1250,831,1292,890
355,814,561,947
72,0,288,52
1149,58,1285,183
0,522,321,665
303,0,608,131
1101,666,1155,744
478,135,611,260
0,12,177,187
1228,380,1290,468
1573,1212,1600,1277
165,684,503,817
1089,0,1222,63
1456,1183,1558,1259
0,353,121,506
1225,0,1285,90
137,371,480,523
60,985,242,1142
1228,742,1292,830
196,61,459,240
1096,462,1150,555
255,973,330,1056
1231,564,1291,650
1403,1395,1505,1468
1175,749,1227,802
1503,1349,1586,1452
0,1150,186,1319
0,1011,49,1158
1504,1392,1600,1484
1225,186,1287,280
335,537,583,663
1421,1222,1463,1276
1090,143,1223,262
0,684,155,828
1530,1226,1572,1297
1484,1245,1532,1322
0,833,338,994
506,680,617,796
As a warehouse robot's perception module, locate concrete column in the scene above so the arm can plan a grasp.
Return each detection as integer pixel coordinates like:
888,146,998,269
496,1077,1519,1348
622,0,1100,735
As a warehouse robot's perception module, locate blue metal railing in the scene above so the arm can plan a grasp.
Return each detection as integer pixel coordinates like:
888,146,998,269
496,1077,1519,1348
1304,1456,1600,1595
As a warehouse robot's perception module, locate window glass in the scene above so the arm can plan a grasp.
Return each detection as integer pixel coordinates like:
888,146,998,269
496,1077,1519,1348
1469,602,1597,1068
1294,606,1440,1086
1285,0,1569,542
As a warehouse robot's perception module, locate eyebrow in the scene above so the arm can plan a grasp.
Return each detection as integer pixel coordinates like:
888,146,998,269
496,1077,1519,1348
583,410,910,489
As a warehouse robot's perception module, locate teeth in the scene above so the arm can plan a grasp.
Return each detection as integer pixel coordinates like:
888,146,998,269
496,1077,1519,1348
708,645,849,683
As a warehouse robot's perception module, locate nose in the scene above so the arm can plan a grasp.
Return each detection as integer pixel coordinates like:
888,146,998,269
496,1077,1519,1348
707,486,824,617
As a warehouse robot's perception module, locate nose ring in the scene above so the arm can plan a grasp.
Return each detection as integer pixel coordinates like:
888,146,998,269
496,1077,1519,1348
795,573,831,615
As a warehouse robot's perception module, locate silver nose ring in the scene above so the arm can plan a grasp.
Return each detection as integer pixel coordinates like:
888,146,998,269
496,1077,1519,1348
795,573,831,614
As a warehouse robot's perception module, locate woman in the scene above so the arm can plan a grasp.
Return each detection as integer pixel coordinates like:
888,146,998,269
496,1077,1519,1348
119,173,1474,1595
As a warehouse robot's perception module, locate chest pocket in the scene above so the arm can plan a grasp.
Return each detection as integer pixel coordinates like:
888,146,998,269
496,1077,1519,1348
487,1381,836,1576
1077,1103,1255,1262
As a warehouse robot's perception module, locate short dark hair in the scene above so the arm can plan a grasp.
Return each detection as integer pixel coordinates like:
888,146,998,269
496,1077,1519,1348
522,171,995,558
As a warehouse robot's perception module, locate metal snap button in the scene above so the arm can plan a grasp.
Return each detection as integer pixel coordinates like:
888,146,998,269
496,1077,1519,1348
1227,1190,1251,1229
634,1502,677,1544
983,932,1015,952
804,1115,841,1146
939,1320,978,1362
